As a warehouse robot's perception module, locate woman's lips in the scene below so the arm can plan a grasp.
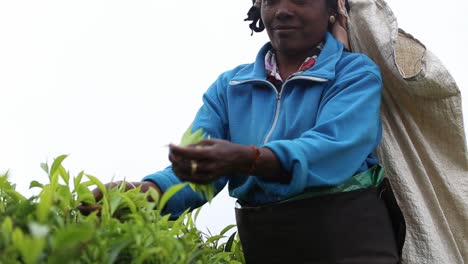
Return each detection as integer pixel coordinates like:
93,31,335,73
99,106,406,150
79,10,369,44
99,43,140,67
273,27,299,35
274,25,299,30
273,25,300,33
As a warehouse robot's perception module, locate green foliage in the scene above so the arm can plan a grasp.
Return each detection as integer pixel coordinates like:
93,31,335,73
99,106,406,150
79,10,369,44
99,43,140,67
0,156,244,263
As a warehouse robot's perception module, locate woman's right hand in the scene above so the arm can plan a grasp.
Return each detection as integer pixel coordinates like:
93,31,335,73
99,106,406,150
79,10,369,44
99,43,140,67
76,181,161,215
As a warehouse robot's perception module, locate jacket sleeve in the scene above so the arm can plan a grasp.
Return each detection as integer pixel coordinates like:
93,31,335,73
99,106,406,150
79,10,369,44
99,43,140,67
141,72,231,219
263,56,382,197
142,167,228,219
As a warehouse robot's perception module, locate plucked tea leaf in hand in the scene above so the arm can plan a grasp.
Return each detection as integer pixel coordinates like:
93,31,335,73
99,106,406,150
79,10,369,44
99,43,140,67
189,183,216,201
180,126,208,146
179,126,216,201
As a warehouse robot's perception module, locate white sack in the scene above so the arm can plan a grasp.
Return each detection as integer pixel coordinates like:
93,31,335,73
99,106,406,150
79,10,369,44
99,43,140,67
348,0,468,263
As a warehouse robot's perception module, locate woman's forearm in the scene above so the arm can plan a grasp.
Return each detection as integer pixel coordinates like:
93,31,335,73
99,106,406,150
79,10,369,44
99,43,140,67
244,146,291,183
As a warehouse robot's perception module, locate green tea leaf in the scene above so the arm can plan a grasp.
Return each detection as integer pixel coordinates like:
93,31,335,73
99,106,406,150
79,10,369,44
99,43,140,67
121,194,137,214
76,184,95,204
25,238,45,264
11,228,24,247
1,217,13,243
193,207,202,223
220,224,236,236
146,186,160,204
56,185,73,209
109,194,123,216
180,126,208,146
29,180,43,189
205,234,224,245
52,224,94,250
107,240,131,264
73,171,84,191
37,186,52,223
86,174,107,196
234,233,245,264
158,183,187,211
12,228,45,264
189,183,215,202
224,231,237,252
50,154,68,179
40,162,49,174
58,165,69,186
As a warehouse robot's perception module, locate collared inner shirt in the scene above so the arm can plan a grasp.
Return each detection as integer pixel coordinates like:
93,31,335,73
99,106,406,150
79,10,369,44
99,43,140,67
264,43,323,92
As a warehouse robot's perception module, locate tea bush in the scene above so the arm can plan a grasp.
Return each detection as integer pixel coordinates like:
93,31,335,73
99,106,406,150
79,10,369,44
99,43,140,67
0,155,244,264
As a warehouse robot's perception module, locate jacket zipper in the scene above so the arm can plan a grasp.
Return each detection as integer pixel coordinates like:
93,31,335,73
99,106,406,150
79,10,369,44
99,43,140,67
263,76,328,143
230,75,328,144
263,92,281,144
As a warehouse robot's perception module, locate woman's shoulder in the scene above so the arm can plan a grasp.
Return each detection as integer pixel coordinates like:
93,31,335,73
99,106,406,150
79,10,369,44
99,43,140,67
224,63,254,76
336,51,382,79
214,62,257,83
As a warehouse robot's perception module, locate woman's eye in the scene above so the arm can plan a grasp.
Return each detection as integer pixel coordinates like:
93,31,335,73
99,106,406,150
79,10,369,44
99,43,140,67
262,0,315,6
293,0,315,4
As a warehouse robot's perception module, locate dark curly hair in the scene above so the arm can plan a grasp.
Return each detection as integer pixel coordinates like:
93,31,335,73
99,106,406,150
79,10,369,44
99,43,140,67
244,0,349,35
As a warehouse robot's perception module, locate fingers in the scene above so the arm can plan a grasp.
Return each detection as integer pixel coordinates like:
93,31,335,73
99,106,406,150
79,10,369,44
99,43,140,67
168,142,212,177
193,138,219,146
77,203,101,216
76,181,120,216
178,170,217,184
91,188,104,202
170,155,219,184
168,139,231,184
172,159,209,181
168,144,212,160
77,185,104,215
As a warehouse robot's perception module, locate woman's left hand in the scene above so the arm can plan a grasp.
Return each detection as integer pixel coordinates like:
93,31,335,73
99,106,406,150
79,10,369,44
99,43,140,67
168,139,252,184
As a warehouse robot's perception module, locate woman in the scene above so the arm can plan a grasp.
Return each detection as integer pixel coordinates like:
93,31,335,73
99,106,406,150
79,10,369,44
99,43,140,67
80,0,404,263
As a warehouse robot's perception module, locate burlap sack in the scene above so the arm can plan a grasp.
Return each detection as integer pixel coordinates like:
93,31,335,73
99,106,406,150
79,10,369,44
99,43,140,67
348,0,468,263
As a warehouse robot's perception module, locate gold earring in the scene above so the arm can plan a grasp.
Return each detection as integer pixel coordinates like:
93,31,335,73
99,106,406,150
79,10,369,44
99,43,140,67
329,16,336,24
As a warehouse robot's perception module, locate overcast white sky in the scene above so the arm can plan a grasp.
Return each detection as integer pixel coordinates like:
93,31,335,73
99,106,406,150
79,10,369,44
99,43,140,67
1,0,467,235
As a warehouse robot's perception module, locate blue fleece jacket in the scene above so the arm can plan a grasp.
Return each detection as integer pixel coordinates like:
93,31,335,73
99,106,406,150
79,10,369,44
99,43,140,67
143,33,382,217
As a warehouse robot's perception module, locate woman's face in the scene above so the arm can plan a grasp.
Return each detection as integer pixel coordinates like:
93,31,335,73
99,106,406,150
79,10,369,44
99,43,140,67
261,0,331,56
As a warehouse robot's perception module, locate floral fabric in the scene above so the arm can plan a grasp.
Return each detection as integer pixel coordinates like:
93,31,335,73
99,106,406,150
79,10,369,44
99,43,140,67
264,43,323,90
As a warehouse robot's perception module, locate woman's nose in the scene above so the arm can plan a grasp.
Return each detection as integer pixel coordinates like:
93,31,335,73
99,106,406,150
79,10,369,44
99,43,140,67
274,1,295,19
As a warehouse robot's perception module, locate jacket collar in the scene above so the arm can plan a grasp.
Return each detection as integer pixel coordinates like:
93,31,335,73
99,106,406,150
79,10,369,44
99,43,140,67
231,32,344,83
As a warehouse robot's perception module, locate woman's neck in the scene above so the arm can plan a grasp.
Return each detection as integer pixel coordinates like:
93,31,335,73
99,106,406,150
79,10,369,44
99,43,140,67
272,38,324,80
275,52,307,81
